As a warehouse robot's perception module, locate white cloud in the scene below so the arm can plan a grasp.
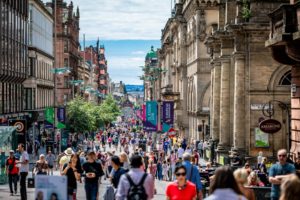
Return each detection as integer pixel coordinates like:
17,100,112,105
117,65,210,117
64,0,171,40
131,51,146,55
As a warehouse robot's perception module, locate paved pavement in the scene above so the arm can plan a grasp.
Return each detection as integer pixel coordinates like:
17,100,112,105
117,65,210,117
0,171,169,200
0,144,207,200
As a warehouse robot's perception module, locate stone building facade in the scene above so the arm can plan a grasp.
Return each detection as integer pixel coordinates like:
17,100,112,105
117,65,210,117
206,0,290,162
46,0,80,106
23,0,54,122
159,0,218,140
266,1,300,159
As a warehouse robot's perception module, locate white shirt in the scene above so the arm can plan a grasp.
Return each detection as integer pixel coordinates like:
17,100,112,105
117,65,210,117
178,148,184,158
19,151,29,172
204,189,247,200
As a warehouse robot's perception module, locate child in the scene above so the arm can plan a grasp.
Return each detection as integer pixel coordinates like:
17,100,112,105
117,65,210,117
162,160,169,181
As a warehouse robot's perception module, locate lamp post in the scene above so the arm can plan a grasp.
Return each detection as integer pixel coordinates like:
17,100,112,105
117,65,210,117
202,119,205,141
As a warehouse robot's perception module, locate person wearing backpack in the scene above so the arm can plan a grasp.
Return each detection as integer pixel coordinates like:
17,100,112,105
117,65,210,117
182,153,203,200
6,150,19,196
116,155,155,200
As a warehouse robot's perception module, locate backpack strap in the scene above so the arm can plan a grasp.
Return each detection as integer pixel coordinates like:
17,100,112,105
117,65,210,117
126,173,136,187
138,173,148,186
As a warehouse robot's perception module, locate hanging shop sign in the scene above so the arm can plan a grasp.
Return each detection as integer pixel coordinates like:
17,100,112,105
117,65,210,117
259,119,282,134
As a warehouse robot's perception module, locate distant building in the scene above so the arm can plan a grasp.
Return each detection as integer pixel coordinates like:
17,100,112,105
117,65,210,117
46,0,80,106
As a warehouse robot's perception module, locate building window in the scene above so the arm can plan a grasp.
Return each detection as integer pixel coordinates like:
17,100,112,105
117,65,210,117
279,71,291,86
64,41,68,53
64,58,68,67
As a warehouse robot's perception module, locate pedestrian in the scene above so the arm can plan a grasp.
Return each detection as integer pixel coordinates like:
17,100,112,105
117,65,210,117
279,174,300,200
234,168,255,200
198,140,203,158
116,154,155,200
82,151,104,200
177,145,184,159
6,150,19,196
247,171,265,187
119,152,130,170
162,160,169,181
61,154,82,200
148,159,157,178
205,166,246,200
46,150,56,175
170,151,177,180
166,165,197,200
59,148,73,171
269,149,296,200
17,143,29,200
182,153,203,199
110,156,126,188
34,154,49,175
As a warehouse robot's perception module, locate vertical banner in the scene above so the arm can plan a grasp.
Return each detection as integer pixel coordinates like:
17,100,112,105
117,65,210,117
8,119,27,146
162,101,174,132
57,107,66,123
143,101,157,131
44,107,54,128
142,104,146,121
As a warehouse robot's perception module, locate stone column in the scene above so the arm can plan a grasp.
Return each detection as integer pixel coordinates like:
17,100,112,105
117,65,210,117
211,62,221,141
219,58,231,148
233,54,245,150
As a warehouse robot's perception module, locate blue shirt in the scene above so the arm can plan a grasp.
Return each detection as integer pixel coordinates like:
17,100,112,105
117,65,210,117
269,162,295,198
183,161,202,191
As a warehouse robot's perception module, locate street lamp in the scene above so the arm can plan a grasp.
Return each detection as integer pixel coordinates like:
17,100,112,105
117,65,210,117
202,119,205,141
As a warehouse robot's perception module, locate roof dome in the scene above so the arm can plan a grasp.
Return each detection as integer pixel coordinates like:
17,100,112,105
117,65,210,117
145,46,157,60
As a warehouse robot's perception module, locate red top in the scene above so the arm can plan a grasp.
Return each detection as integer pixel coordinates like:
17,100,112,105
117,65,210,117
6,157,19,175
166,181,197,200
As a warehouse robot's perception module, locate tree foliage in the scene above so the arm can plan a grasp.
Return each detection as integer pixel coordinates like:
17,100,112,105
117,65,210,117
66,95,121,133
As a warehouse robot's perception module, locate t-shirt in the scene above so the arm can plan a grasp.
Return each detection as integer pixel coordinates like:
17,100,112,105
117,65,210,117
6,157,19,175
19,151,29,172
166,181,197,200
269,163,296,198
178,148,184,158
82,161,104,184
111,167,126,188
63,164,77,195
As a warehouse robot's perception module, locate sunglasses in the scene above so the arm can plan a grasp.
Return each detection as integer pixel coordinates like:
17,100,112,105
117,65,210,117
278,154,287,157
176,172,186,177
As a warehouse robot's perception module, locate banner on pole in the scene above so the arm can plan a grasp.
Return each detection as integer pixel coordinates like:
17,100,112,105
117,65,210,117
162,101,174,132
144,101,157,131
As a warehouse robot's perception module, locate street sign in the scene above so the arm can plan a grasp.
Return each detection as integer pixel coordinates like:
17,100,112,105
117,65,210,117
259,119,282,134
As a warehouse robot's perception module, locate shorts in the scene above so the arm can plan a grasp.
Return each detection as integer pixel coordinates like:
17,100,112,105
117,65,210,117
48,165,53,169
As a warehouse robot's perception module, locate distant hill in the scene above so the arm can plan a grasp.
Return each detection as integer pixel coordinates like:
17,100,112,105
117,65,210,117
125,85,144,92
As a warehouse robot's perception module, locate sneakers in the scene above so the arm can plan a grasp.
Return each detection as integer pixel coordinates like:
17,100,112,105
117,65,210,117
15,190,17,194
10,193,13,196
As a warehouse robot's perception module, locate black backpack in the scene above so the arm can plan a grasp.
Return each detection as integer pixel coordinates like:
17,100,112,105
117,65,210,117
126,173,148,200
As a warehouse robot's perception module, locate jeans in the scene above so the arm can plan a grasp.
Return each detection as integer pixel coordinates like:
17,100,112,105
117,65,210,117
20,172,28,200
8,174,18,194
84,182,98,200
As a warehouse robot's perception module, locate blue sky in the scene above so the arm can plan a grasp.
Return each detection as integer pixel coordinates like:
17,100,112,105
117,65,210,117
63,0,172,84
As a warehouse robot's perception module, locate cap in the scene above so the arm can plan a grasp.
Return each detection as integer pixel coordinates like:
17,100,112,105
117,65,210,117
9,150,14,153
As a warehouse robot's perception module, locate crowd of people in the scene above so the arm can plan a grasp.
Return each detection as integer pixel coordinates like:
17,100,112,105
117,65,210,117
4,124,300,200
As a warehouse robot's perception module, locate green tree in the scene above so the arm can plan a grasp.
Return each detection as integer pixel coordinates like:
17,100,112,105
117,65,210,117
66,96,96,133
99,94,121,126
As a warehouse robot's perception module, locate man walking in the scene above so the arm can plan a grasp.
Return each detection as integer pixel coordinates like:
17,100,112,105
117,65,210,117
116,155,155,200
45,150,56,175
269,149,295,200
182,152,203,200
198,140,203,158
17,143,29,200
6,150,19,196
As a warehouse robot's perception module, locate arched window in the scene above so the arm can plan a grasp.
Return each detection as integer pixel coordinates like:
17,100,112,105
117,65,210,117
279,71,291,86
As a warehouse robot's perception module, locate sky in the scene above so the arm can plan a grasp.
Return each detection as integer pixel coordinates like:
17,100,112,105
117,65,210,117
64,0,172,85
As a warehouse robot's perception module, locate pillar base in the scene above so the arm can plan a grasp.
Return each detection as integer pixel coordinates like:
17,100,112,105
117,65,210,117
216,144,230,165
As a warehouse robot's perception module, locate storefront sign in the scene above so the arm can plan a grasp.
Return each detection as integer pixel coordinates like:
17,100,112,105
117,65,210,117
251,104,273,110
255,128,269,147
259,119,281,134
8,119,26,145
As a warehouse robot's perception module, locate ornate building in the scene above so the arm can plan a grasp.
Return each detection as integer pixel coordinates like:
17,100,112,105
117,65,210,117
158,0,218,140
206,0,290,163
46,0,80,106
266,1,300,159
